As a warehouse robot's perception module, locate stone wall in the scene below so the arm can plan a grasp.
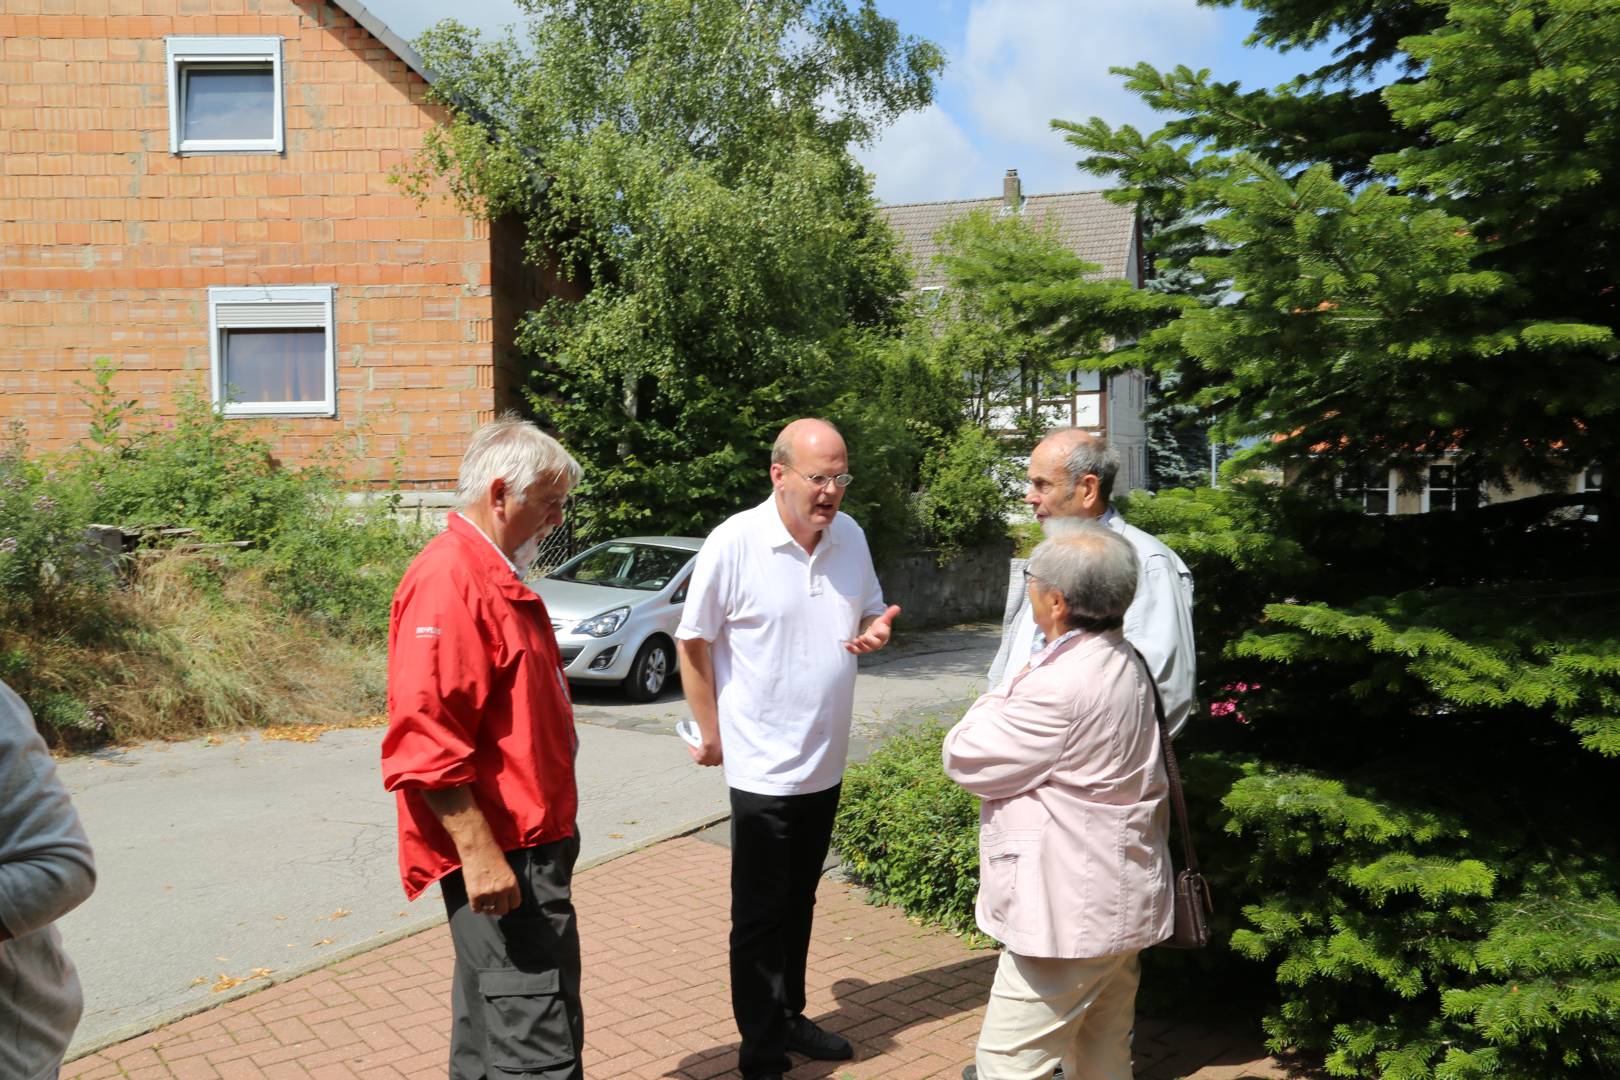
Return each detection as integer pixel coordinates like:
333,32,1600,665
879,539,1014,628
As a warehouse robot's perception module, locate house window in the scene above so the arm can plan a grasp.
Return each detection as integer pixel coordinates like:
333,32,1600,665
1342,465,1395,515
166,37,284,154
208,286,336,417
1422,463,1478,512
917,285,945,310
1580,464,1603,521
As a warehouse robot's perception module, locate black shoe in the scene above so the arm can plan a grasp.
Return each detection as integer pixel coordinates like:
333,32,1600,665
961,1066,1064,1079
786,1014,853,1061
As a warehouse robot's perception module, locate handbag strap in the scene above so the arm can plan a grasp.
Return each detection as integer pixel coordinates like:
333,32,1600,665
1129,645,1201,877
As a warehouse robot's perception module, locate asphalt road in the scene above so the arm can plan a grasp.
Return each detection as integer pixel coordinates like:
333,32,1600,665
56,623,998,1057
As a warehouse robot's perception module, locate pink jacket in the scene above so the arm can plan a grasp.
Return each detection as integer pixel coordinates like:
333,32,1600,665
943,629,1173,958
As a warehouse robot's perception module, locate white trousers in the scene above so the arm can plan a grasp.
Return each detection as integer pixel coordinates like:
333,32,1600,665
974,949,1140,1080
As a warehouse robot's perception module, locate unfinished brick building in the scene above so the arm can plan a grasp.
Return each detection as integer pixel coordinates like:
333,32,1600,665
0,0,571,489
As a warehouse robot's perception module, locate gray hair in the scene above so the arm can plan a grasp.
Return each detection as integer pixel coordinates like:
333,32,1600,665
1026,523,1139,632
454,414,581,509
1051,429,1121,504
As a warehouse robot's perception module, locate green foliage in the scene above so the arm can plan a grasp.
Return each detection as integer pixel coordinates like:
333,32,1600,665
0,423,104,627
833,721,987,941
923,209,1184,446
1017,5,1620,1074
1060,4,1619,501
249,496,429,643
914,426,1018,559
78,376,312,545
405,0,942,544
1222,761,1620,1079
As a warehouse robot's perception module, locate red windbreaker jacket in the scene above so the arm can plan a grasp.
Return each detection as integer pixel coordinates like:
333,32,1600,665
381,513,578,900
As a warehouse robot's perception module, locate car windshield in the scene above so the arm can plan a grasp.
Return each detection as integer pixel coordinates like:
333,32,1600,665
545,543,691,592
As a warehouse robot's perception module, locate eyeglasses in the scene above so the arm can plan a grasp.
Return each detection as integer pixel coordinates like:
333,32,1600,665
787,466,854,490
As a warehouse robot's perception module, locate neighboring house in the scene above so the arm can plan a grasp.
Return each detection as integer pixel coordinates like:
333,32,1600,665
878,169,1152,492
0,0,577,492
1338,457,1602,518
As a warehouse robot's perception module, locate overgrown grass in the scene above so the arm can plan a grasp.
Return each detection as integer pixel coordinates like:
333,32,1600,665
0,362,422,749
0,553,388,750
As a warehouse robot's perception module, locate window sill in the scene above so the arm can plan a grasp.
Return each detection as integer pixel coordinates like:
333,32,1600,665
175,146,284,156
219,407,337,419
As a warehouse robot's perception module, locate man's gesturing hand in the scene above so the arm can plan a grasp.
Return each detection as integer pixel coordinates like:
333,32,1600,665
846,605,901,655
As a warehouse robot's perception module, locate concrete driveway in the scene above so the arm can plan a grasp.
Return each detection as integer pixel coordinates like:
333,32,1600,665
56,623,997,1057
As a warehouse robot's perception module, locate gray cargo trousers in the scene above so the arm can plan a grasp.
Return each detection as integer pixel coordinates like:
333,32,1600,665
441,833,584,1080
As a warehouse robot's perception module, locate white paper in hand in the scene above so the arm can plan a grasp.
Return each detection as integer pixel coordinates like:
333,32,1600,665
675,719,702,748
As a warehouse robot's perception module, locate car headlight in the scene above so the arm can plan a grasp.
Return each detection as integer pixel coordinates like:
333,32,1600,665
574,606,630,638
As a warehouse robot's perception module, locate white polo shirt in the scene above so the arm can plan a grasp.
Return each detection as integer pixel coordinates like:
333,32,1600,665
676,498,887,796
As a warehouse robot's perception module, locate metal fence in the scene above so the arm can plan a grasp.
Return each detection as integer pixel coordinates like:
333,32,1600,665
530,500,579,575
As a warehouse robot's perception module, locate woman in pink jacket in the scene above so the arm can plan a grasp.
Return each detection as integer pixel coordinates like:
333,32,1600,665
944,525,1173,1080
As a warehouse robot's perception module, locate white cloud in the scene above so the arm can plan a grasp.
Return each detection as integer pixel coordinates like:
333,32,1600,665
961,0,1216,143
857,0,1223,203
954,0,1219,194
856,104,986,205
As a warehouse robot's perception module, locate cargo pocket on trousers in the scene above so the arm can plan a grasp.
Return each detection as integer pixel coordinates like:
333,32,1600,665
479,969,575,1073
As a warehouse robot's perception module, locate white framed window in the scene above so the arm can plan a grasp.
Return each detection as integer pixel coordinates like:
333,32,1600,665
208,286,336,417
917,285,945,310
1341,465,1396,515
166,37,284,155
1579,464,1603,521
1421,462,1478,513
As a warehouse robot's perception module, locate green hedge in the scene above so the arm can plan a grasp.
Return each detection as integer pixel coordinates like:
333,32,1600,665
833,720,986,941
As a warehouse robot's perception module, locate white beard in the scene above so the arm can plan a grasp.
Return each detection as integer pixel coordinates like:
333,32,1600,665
513,535,541,573
1041,515,1089,539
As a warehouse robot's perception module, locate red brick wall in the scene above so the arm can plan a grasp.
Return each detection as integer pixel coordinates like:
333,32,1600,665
0,0,510,486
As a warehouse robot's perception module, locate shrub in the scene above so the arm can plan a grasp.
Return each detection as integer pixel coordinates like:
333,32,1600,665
79,379,313,544
0,363,418,746
915,426,1019,559
1127,482,1620,1078
254,493,429,643
832,721,986,941
0,422,105,626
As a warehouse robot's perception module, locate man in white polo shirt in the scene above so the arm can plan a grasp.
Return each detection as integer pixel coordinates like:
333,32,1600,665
677,417,900,1080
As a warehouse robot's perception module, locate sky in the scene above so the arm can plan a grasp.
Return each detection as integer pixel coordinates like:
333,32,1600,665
361,0,1337,205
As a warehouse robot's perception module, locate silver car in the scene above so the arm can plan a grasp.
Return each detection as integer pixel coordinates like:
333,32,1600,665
531,536,704,701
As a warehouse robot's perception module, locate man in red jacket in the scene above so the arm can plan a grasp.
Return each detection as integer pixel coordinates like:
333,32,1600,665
382,416,583,1080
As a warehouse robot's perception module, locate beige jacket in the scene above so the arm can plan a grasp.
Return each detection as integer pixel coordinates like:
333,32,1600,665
944,629,1172,958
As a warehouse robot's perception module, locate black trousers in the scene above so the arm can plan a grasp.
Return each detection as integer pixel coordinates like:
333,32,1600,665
441,834,583,1080
729,783,842,1079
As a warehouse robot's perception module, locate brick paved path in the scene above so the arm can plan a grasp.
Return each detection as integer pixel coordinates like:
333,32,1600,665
65,836,1311,1079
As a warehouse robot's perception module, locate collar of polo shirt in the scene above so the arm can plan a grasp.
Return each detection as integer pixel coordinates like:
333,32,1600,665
764,496,840,553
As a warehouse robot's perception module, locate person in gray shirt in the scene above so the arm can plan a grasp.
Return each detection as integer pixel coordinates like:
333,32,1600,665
1,679,96,1080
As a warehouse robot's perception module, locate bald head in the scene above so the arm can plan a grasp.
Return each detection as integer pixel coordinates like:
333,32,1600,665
1040,428,1120,505
771,418,846,468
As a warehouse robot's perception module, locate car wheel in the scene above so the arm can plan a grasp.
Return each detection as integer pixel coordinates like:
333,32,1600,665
624,637,673,702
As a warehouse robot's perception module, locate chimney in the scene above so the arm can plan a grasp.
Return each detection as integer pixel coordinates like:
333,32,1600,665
1002,168,1022,211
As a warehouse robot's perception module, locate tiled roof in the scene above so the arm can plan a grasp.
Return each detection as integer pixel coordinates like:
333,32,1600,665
878,190,1137,288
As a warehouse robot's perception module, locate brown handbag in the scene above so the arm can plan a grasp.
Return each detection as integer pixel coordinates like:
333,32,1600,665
1132,647,1214,949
